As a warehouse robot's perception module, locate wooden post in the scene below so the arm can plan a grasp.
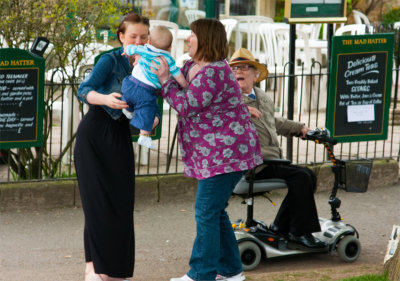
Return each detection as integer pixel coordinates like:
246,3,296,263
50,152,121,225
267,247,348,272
384,225,400,280
384,246,400,280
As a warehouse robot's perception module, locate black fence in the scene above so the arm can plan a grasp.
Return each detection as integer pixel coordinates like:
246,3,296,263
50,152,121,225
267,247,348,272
1,28,399,183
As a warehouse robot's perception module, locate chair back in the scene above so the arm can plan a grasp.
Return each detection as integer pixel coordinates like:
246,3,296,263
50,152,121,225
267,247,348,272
298,23,322,40
184,9,205,24
258,23,286,73
156,7,170,20
220,18,238,42
272,25,291,69
235,16,274,61
352,10,370,25
335,24,369,35
176,53,191,68
149,20,179,59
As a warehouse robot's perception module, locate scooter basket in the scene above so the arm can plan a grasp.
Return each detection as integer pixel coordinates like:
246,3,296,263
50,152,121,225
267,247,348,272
341,159,373,192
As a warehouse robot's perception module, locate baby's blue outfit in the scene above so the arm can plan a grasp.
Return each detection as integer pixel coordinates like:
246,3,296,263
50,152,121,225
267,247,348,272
121,44,181,131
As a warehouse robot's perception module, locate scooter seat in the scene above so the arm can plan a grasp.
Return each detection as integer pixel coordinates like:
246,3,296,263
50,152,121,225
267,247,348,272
233,177,288,196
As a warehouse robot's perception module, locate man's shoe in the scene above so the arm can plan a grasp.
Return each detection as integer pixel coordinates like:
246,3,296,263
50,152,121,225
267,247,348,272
216,272,246,281
170,274,194,281
269,223,287,235
288,233,327,249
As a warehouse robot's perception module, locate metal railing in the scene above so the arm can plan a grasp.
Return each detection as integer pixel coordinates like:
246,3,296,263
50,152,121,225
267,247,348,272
1,29,399,183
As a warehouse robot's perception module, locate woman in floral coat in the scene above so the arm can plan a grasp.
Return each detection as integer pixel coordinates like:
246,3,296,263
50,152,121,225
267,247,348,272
153,19,263,281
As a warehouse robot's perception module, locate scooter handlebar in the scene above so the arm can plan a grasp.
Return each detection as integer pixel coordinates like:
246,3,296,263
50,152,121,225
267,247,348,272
304,127,337,145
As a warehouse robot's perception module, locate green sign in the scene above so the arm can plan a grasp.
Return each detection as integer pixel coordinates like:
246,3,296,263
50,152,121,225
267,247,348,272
94,48,163,142
285,0,347,23
326,33,394,143
0,48,45,149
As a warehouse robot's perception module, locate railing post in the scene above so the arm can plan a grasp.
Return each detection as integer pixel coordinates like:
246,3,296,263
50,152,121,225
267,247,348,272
286,23,296,161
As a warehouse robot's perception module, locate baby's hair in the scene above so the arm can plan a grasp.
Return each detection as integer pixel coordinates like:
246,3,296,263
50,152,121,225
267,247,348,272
149,26,173,51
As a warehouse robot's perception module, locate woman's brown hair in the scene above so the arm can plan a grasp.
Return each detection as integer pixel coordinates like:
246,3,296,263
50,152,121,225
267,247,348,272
117,12,150,44
190,18,228,62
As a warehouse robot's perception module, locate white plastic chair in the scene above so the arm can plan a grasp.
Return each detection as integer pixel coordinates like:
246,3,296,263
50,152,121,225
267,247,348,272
220,18,238,43
298,23,322,40
262,24,313,115
184,10,205,24
258,23,288,100
176,53,191,68
156,7,171,20
258,23,288,74
234,16,274,62
335,24,369,35
322,23,345,40
149,20,179,59
0,35,8,48
394,22,400,30
352,10,370,25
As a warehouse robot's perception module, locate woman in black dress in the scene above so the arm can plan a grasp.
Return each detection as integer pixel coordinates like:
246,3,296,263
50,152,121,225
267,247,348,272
74,13,151,281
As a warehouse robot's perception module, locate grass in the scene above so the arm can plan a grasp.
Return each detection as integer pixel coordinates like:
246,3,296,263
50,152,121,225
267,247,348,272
338,272,388,281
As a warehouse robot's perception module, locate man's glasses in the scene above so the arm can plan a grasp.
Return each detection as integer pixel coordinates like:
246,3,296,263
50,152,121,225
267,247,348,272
231,64,254,72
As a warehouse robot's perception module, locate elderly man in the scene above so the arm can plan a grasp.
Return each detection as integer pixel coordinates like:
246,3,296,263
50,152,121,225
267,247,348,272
229,48,326,249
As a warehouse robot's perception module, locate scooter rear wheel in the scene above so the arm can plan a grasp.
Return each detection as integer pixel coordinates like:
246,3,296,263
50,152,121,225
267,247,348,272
238,240,262,271
337,235,361,263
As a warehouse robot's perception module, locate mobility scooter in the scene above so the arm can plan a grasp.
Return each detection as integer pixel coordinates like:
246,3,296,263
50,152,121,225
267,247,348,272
232,127,372,270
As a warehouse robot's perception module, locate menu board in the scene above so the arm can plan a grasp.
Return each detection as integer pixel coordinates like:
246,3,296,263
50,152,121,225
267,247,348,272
0,49,45,149
285,0,347,23
326,34,394,143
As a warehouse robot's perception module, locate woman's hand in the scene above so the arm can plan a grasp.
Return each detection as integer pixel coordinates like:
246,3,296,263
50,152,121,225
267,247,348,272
248,106,262,119
87,91,128,109
152,116,160,129
104,93,129,109
151,56,170,84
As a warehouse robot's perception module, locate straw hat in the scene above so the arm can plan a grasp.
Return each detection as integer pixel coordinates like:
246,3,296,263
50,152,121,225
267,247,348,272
229,48,269,82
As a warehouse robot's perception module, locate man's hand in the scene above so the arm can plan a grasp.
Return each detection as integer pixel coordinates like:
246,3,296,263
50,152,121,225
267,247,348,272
300,125,311,138
248,106,262,119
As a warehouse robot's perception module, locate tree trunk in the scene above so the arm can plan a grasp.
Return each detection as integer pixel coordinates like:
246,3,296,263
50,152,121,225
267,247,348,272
384,225,400,281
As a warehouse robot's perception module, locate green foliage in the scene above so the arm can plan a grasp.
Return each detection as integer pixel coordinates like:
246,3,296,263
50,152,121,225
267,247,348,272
0,0,124,179
274,0,285,22
382,6,400,27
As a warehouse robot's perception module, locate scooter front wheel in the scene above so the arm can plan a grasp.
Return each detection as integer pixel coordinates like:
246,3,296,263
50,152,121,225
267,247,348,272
238,240,262,271
337,235,361,263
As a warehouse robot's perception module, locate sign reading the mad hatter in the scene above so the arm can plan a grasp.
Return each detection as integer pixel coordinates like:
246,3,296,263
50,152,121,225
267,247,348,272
326,33,394,143
0,48,45,149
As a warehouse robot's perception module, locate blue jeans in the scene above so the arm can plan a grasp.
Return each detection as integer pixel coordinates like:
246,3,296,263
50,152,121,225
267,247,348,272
121,76,159,131
187,171,244,281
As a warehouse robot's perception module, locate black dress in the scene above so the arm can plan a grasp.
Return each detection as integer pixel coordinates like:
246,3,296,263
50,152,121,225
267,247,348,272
74,105,135,278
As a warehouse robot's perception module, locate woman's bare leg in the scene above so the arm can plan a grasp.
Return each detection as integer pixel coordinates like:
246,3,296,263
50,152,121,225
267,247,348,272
85,262,102,281
86,262,130,281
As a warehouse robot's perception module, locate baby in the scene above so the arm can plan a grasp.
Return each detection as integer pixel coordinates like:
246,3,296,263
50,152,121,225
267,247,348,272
121,25,187,149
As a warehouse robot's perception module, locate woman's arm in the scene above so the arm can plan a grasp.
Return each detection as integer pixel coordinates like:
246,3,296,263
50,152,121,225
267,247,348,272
152,57,216,118
174,73,188,88
77,53,128,110
86,91,128,110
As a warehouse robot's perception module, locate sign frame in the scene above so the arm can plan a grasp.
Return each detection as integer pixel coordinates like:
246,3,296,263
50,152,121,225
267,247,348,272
284,0,347,23
0,48,45,149
326,33,394,143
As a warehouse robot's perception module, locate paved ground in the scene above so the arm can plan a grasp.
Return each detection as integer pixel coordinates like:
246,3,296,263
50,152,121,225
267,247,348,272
0,181,399,281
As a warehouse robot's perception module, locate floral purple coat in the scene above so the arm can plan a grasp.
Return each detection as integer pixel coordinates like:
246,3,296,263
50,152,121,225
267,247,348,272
160,59,262,179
